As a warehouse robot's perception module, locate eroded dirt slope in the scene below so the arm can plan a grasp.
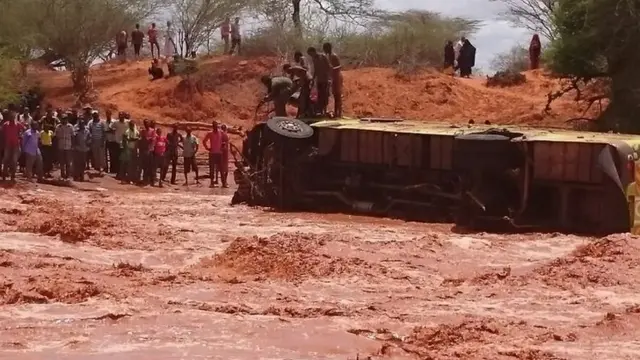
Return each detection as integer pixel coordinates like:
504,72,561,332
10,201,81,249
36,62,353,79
37,56,590,129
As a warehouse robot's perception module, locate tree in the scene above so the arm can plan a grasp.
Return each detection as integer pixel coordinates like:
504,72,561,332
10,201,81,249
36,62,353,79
169,0,247,56
0,51,20,107
546,0,639,132
251,0,381,35
490,0,556,41
491,45,529,73
0,0,165,101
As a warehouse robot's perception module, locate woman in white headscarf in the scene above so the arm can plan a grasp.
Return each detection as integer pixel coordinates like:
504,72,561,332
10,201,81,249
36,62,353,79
163,21,177,59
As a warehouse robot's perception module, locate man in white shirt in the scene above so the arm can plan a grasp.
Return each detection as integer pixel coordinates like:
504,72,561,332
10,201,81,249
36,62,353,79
110,111,129,178
19,107,32,125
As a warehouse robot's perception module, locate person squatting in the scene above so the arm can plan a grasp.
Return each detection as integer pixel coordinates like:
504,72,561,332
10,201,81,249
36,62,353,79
260,42,343,119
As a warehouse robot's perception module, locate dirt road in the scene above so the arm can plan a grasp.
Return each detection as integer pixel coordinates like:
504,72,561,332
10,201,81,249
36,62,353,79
1,180,639,359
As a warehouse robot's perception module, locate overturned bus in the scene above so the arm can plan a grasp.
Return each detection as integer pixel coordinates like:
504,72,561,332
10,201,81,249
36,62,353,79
232,117,640,235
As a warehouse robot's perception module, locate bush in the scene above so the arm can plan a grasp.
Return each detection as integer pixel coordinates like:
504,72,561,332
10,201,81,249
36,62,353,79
0,55,20,108
485,70,527,87
241,11,479,70
490,45,529,73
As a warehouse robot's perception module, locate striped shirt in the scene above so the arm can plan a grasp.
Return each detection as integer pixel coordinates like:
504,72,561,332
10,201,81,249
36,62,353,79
55,123,74,150
89,120,106,144
74,128,91,152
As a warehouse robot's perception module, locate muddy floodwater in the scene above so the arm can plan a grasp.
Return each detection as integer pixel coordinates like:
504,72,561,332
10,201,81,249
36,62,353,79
1,182,640,360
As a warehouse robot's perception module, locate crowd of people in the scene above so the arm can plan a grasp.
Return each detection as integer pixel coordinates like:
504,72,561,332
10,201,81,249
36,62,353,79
260,42,343,119
116,16,242,63
0,104,230,188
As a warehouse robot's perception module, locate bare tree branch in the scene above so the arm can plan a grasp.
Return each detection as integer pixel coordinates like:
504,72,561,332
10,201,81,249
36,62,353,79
490,0,557,40
169,0,248,56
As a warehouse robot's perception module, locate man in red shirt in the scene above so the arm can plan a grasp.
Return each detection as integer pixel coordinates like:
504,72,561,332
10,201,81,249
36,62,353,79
139,120,157,184
220,17,230,54
203,121,222,188
148,23,160,59
151,127,166,187
2,112,24,182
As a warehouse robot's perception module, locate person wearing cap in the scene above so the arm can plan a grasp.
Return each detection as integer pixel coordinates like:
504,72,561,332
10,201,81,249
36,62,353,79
138,119,156,184
55,113,74,179
89,111,106,175
68,108,79,126
219,124,230,188
203,121,222,187
81,105,93,123
152,127,166,187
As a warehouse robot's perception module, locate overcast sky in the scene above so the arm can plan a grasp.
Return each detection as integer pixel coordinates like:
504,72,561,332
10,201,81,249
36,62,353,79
376,0,530,71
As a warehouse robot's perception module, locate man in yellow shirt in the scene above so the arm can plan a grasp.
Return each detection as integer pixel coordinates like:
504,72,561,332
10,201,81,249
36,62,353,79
40,124,54,177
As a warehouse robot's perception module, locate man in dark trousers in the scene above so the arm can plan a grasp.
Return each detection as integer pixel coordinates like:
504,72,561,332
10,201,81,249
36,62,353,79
307,46,331,116
261,75,294,117
131,23,145,59
163,124,183,185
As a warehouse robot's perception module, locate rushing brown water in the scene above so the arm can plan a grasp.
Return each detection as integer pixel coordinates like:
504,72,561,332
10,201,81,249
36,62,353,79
1,179,640,360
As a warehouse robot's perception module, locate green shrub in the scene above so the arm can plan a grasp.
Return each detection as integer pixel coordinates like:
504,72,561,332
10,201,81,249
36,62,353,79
241,11,479,70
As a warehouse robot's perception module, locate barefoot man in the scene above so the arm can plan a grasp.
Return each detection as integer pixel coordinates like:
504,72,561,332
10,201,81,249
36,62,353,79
183,128,200,185
323,42,343,118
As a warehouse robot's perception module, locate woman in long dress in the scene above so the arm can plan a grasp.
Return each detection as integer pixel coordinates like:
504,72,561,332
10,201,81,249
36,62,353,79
163,21,176,59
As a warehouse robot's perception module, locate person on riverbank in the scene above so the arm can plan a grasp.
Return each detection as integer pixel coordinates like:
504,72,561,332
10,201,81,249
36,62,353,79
21,122,43,182
203,121,222,188
323,42,343,118
152,127,166,187
182,128,199,186
229,17,241,55
72,121,91,181
2,112,23,182
163,125,182,185
55,114,74,179
219,124,230,188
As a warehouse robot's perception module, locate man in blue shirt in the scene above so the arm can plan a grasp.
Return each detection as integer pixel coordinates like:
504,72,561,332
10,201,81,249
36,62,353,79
21,122,43,182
